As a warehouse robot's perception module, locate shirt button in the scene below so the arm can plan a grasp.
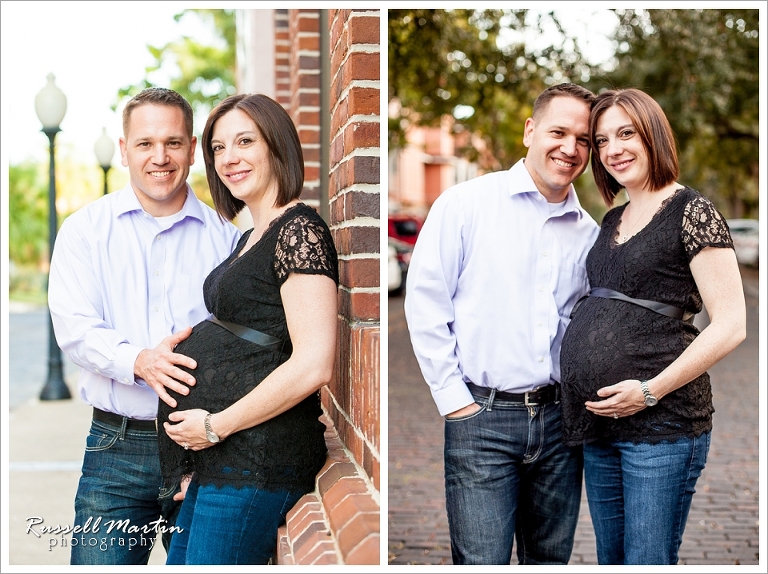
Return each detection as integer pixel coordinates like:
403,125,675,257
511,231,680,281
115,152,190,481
538,322,543,327
154,271,159,276
156,235,161,241
542,251,547,256
538,357,545,362
154,307,159,312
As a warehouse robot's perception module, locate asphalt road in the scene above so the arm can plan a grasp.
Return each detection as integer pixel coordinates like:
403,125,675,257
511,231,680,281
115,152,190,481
387,265,760,566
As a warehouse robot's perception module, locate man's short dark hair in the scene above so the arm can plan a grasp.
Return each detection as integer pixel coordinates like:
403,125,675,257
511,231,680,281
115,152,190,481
532,83,596,119
202,93,305,221
122,87,194,139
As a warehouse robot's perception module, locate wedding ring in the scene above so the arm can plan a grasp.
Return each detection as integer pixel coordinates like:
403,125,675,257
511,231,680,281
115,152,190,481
613,412,619,419
183,443,189,450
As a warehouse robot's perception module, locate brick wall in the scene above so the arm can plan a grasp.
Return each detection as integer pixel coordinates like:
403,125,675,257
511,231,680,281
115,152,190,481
273,9,290,107
288,9,322,209
273,8,381,566
326,5,380,492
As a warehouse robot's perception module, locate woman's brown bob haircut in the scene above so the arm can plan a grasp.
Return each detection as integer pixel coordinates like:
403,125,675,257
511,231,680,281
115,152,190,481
590,88,679,207
202,93,305,221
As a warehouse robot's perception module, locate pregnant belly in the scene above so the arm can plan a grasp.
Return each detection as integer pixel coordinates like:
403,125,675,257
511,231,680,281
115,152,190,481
160,320,276,420
561,298,684,400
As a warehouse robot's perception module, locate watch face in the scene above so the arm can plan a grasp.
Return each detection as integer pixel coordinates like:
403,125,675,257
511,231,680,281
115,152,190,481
207,431,220,443
645,396,658,407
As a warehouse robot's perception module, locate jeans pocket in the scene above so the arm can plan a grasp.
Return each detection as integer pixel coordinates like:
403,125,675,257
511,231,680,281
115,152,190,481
84,426,120,452
159,482,179,501
445,403,486,422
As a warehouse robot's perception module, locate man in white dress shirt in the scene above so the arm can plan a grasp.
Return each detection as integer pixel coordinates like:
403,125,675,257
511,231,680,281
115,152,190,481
48,88,241,565
404,83,600,565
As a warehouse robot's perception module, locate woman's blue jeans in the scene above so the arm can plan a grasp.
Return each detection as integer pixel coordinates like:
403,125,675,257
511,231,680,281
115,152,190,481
443,389,583,564
583,432,710,564
165,477,305,565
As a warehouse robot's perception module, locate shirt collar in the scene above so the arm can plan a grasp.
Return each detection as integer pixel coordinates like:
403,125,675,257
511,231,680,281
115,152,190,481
507,158,586,219
114,182,206,224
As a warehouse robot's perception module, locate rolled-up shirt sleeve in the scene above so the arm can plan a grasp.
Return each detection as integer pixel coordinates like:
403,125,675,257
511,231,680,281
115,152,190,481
403,192,475,416
48,217,142,386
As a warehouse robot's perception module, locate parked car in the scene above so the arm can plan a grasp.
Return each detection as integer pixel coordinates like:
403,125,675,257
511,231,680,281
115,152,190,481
727,218,759,267
388,238,413,296
388,214,423,246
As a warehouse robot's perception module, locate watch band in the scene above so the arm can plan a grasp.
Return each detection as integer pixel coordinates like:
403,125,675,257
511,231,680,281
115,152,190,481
204,412,220,443
640,380,658,406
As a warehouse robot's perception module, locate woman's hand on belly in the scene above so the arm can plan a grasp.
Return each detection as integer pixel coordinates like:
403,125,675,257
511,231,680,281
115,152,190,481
585,378,647,419
164,408,215,451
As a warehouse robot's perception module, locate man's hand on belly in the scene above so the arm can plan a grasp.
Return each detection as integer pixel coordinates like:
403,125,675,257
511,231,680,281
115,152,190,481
135,326,197,408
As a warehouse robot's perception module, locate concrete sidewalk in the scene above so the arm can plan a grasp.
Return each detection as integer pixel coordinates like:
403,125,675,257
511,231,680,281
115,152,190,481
8,396,169,566
6,301,168,566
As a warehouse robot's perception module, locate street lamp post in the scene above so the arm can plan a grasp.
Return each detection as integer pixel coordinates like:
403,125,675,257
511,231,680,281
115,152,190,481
94,127,115,195
35,73,71,401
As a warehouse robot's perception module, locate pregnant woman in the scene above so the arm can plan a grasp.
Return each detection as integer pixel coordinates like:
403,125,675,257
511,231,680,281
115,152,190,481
560,88,745,565
157,93,339,565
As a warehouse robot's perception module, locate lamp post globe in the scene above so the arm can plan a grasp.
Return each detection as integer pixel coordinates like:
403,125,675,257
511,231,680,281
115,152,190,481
35,73,67,129
35,73,71,401
94,127,115,195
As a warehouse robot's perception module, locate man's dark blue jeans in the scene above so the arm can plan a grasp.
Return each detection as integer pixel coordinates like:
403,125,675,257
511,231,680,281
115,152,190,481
443,387,583,565
70,417,179,565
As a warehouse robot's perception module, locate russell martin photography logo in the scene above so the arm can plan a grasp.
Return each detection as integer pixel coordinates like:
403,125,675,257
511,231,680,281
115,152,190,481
26,516,182,552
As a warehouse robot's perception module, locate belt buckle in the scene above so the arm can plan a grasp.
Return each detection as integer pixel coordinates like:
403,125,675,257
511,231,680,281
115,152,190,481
524,390,540,407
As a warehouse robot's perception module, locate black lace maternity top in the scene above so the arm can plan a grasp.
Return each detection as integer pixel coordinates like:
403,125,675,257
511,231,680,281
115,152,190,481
158,203,338,492
560,187,733,446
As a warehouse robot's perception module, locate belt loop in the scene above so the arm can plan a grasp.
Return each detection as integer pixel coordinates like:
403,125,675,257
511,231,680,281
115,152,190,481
118,416,127,440
487,388,496,411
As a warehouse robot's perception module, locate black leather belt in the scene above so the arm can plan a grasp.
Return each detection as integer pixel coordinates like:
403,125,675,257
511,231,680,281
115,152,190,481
466,382,559,406
93,407,156,432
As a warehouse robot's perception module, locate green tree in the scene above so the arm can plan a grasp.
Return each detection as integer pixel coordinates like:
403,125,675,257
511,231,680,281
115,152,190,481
588,9,759,218
389,9,592,171
9,162,48,266
388,9,758,221
116,9,237,119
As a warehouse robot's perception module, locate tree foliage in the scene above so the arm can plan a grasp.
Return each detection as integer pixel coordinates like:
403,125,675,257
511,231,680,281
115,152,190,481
389,9,590,171
116,9,237,119
589,9,759,217
389,8,759,219
9,162,48,266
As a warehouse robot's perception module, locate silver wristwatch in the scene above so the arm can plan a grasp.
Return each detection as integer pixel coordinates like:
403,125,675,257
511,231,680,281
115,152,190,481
204,413,221,443
640,380,658,407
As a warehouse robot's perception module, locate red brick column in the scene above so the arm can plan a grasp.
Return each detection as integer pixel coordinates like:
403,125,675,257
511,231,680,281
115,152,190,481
324,9,380,563
274,8,381,566
327,5,381,487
